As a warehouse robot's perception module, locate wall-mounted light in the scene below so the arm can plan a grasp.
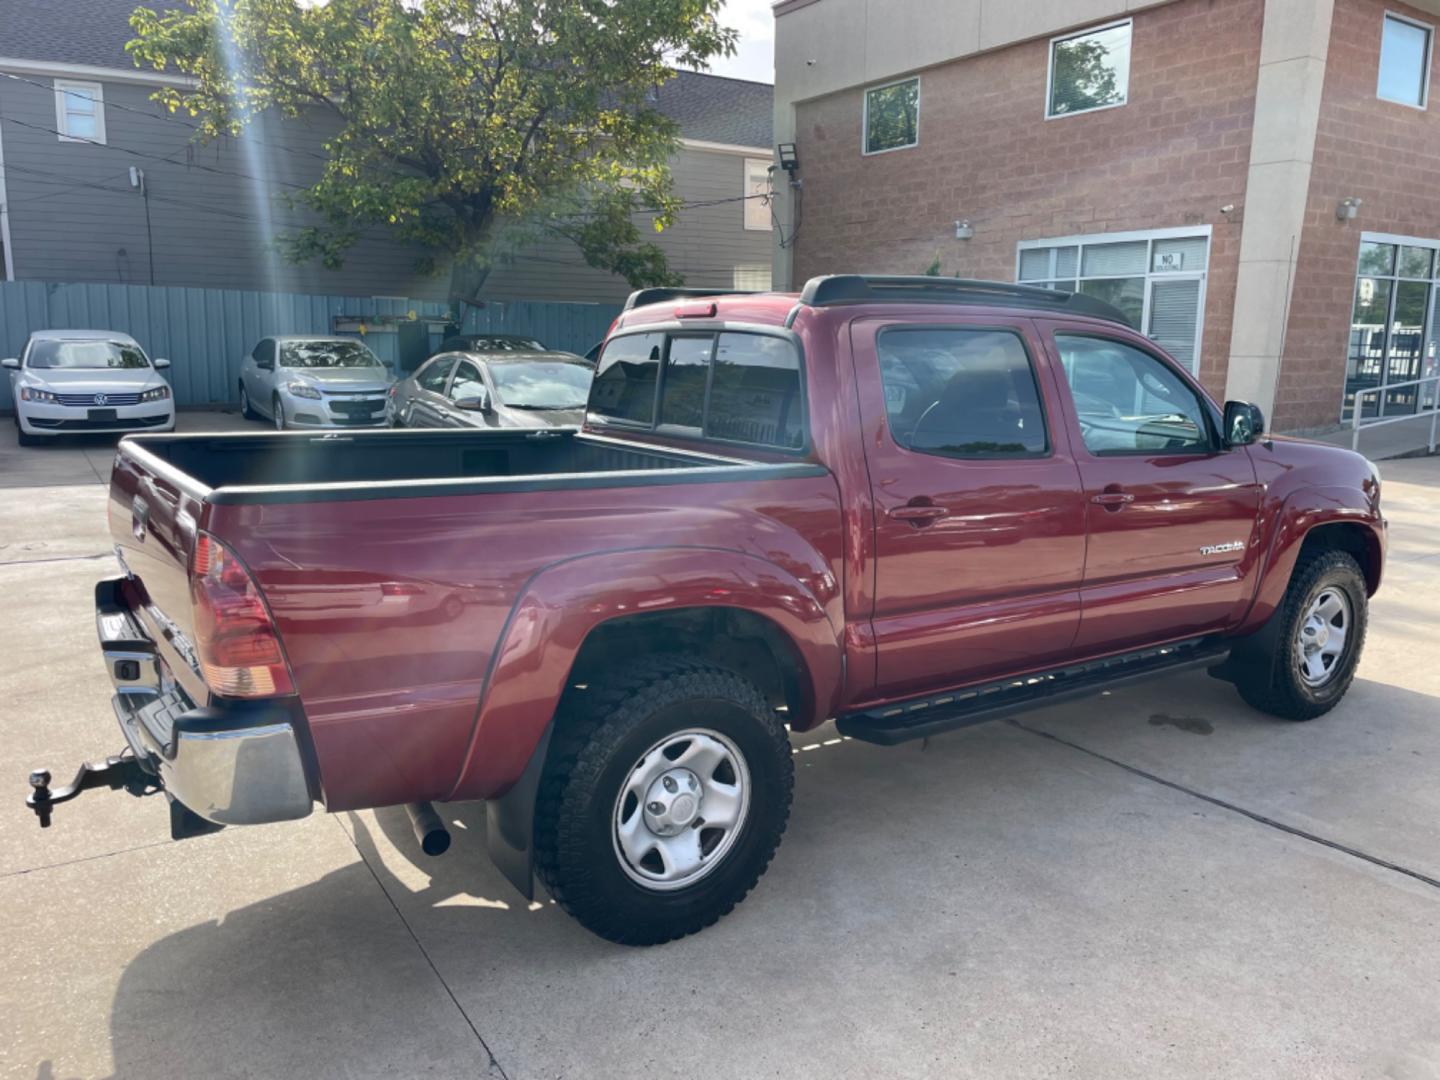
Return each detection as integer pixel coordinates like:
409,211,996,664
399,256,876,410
1336,196,1362,222
777,143,800,180
954,219,974,240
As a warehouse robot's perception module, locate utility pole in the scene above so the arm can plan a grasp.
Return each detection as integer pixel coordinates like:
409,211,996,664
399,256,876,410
129,166,154,285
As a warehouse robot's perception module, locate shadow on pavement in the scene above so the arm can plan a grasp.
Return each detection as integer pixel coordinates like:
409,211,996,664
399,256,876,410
97,675,1440,1080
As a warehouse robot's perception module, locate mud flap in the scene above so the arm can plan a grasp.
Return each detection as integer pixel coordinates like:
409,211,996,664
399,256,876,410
485,723,553,901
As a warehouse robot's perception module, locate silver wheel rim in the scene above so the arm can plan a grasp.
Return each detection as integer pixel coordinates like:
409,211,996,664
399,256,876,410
1297,587,1350,687
612,728,750,892
240,387,249,415
273,399,284,431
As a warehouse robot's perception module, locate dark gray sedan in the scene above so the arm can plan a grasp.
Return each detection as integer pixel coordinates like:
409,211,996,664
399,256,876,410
388,351,592,430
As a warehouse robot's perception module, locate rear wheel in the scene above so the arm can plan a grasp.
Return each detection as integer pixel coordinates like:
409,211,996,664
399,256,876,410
239,383,258,420
534,656,793,945
1233,549,1368,720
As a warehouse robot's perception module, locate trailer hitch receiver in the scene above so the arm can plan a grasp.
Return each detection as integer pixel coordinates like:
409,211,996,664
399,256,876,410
26,755,159,827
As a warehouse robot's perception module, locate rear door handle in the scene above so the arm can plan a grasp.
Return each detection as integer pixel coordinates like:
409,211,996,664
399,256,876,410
1091,492,1135,508
888,504,950,524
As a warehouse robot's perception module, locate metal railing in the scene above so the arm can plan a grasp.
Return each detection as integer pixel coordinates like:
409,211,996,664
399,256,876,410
1350,374,1440,453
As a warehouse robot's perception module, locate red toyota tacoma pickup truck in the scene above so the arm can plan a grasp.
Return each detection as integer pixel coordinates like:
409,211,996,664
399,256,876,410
27,277,1385,945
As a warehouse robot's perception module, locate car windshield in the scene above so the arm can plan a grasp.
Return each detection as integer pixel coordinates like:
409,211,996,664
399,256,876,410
457,336,546,353
280,341,382,368
27,340,149,370
489,360,592,409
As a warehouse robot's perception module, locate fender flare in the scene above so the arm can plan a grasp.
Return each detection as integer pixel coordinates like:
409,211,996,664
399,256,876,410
1238,485,1384,635
461,546,843,900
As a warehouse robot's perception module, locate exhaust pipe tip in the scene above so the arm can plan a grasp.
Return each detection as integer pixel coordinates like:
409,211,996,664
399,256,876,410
404,801,450,857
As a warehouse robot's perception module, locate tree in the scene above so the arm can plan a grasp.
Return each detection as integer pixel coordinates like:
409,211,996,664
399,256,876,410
127,0,737,311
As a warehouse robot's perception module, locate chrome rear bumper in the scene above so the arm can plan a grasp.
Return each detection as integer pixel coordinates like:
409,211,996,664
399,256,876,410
98,577,314,826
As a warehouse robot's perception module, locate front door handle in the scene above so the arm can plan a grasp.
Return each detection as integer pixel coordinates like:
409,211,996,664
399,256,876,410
888,504,949,525
1091,491,1135,508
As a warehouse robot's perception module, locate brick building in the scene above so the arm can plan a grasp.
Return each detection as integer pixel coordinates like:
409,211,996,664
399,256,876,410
770,0,1440,433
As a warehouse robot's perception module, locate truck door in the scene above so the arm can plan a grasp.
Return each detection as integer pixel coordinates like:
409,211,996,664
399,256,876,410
1036,322,1262,653
849,316,1087,700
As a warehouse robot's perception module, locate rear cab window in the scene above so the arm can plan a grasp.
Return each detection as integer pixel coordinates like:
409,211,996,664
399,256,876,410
590,330,806,451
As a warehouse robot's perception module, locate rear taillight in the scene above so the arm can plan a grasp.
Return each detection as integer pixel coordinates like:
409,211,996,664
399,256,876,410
190,533,295,698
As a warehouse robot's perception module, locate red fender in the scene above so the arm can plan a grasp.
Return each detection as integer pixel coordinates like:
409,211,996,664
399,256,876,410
1238,484,1386,634
446,548,845,800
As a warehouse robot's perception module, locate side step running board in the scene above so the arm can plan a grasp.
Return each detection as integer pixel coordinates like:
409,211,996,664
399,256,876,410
837,638,1230,746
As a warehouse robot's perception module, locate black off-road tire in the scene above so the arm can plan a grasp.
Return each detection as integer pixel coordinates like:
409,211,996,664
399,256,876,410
1233,549,1368,721
534,655,794,946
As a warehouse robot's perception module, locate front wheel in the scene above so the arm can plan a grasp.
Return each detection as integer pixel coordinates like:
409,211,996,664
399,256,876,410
272,395,286,431
534,656,794,945
1233,549,1368,720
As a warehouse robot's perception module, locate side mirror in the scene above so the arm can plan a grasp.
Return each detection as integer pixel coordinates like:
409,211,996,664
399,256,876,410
257,360,274,372
153,357,171,369
1,358,18,369
1223,400,1265,447
454,388,492,413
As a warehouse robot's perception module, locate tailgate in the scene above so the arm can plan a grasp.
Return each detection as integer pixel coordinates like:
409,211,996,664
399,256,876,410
107,440,212,703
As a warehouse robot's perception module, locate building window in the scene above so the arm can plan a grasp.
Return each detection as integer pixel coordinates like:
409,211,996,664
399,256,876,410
744,158,772,231
1017,227,1210,374
863,77,919,155
1345,234,1440,421
53,80,105,143
733,264,772,291
1047,20,1131,118
1378,13,1432,108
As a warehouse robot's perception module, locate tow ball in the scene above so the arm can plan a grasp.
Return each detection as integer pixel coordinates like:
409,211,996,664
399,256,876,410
25,755,158,827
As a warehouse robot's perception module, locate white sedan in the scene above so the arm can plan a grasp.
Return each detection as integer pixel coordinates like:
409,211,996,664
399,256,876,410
4,330,174,446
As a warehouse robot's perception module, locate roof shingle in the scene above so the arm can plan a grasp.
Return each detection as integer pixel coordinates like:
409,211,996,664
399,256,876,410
0,0,773,148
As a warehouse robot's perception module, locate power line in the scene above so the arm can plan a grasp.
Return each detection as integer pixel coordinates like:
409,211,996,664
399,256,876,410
0,69,331,163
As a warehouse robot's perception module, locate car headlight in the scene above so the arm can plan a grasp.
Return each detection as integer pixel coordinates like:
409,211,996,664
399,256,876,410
285,382,322,400
140,385,171,403
19,386,59,404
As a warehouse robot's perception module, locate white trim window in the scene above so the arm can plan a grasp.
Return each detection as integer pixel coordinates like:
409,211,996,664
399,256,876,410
733,264,773,291
1046,20,1132,119
54,79,105,143
863,76,920,155
744,158,772,231
1017,226,1211,374
1377,12,1433,109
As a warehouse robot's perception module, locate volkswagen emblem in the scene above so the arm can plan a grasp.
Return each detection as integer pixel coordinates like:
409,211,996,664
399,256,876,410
93,393,109,406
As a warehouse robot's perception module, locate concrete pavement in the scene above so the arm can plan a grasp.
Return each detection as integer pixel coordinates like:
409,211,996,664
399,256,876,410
2,415,1438,1079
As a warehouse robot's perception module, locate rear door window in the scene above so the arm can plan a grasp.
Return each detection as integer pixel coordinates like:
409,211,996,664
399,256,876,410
591,333,663,425
877,328,1048,457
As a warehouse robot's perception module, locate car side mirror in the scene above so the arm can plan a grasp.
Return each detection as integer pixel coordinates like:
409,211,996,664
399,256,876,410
454,388,492,413
1223,400,1265,447
154,357,171,369
257,360,273,371
1,357,18,369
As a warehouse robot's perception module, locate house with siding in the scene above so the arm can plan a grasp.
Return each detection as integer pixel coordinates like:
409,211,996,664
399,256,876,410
0,0,774,303
770,0,1440,434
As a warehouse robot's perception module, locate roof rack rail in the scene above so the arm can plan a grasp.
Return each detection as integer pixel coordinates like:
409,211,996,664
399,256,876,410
622,287,758,311
797,275,1130,326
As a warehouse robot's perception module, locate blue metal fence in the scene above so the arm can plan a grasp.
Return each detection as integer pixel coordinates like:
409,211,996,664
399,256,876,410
0,281,621,409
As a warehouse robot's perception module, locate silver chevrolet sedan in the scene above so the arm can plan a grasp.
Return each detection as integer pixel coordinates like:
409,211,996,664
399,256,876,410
238,336,393,430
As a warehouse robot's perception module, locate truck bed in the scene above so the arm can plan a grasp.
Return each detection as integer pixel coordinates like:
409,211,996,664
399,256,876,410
123,427,785,503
